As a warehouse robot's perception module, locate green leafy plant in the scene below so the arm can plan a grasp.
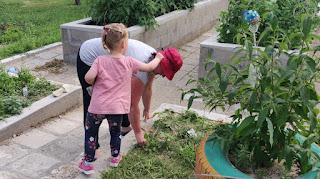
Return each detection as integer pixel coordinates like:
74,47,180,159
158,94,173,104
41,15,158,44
0,67,58,120
87,0,198,30
216,0,320,49
183,15,320,175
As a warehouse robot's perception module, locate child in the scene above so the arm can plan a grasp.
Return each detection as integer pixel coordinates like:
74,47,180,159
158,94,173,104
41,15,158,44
78,23,164,174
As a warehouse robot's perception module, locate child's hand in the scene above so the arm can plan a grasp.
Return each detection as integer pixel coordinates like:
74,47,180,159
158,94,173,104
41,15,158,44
155,53,164,60
86,86,94,96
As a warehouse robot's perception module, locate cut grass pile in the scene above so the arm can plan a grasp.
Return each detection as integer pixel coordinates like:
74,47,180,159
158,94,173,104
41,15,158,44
101,109,219,179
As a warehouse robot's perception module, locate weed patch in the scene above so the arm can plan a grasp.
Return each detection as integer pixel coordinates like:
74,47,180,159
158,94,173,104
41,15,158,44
0,23,25,44
0,66,58,120
101,109,219,179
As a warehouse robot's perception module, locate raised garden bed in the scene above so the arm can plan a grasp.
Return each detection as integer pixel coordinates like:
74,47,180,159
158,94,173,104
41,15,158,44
0,69,81,142
198,34,299,80
0,81,81,142
60,0,229,64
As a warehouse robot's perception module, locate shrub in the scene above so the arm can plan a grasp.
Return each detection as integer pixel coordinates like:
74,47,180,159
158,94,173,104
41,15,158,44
87,0,198,30
183,16,320,175
216,0,320,49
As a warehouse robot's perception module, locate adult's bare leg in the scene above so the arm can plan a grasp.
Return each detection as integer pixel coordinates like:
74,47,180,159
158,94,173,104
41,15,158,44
130,76,146,145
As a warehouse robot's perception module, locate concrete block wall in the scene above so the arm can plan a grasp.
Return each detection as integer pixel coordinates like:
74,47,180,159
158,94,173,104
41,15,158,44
198,35,294,80
198,35,246,79
60,0,229,64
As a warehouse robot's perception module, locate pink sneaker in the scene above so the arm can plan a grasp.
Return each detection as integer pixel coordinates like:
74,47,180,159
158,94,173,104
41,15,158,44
78,159,94,175
110,154,122,167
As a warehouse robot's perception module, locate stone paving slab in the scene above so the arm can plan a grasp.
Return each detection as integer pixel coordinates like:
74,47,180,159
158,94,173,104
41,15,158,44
0,144,29,167
40,118,80,135
182,57,199,65
11,129,58,149
62,107,83,122
8,153,60,178
35,51,62,60
0,171,25,179
179,63,197,72
39,134,83,161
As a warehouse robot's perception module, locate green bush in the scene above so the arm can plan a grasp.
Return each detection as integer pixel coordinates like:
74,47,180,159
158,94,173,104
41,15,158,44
87,0,198,30
216,0,320,49
183,16,320,175
0,96,29,116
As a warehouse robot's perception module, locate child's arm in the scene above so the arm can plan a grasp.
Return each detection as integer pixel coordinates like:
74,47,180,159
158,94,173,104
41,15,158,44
85,69,97,85
139,53,164,72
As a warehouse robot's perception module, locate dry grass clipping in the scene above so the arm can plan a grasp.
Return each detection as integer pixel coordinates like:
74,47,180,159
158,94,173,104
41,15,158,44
34,59,64,74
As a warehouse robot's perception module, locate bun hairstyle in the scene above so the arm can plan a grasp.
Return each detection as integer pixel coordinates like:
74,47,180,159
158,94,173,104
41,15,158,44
101,23,128,51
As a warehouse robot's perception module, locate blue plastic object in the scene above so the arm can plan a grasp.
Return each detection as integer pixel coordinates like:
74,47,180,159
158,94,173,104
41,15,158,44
243,10,260,25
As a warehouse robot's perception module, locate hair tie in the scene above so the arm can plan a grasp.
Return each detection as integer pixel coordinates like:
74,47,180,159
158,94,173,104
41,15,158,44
104,28,110,35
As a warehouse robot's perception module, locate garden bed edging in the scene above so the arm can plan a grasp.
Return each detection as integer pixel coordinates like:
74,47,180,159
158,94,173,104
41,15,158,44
198,27,320,80
60,0,229,65
0,83,81,142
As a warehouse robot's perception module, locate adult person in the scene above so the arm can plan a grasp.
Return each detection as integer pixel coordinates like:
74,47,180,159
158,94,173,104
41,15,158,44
78,23,163,174
77,37,183,145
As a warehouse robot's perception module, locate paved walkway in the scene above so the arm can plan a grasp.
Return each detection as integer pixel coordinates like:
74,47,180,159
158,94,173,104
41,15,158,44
0,27,227,179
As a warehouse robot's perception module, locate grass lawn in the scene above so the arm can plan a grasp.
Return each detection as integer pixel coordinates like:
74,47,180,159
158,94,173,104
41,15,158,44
101,109,219,179
0,0,89,60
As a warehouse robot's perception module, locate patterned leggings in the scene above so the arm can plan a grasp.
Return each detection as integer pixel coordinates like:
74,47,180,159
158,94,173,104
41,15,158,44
84,112,126,163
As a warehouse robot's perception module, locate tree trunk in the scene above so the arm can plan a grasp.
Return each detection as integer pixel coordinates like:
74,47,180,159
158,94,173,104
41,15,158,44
75,0,81,5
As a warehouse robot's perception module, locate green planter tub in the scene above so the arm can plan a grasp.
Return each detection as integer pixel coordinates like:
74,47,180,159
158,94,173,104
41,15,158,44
195,131,320,179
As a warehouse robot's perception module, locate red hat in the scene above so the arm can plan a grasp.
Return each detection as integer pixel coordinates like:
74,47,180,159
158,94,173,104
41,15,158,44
157,47,183,80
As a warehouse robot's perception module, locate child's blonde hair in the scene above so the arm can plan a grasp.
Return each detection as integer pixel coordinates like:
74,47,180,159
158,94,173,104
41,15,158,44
101,23,128,51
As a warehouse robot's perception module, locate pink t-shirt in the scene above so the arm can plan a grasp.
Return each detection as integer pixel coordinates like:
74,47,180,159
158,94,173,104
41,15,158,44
88,55,141,114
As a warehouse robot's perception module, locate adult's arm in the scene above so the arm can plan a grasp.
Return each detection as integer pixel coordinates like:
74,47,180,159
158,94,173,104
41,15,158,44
142,73,155,122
